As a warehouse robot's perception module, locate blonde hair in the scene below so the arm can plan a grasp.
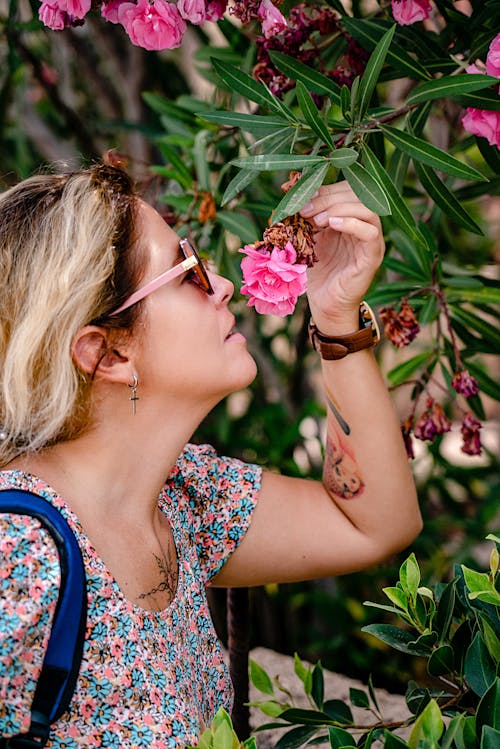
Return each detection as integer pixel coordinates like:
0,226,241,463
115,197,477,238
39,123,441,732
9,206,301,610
0,164,143,466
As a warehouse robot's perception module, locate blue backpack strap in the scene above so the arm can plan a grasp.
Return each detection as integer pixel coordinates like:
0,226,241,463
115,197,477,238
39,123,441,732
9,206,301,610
0,489,87,748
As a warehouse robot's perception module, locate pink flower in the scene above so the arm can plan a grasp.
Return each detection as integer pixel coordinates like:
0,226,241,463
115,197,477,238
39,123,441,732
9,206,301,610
62,0,91,17
391,0,432,25
118,0,186,50
206,0,227,21
240,241,307,317
486,33,500,78
101,0,122,23
462,107,500,148
39,2,68,29
258,0,287,39
379,301,420,348
177,0,205,25
414,398,451,442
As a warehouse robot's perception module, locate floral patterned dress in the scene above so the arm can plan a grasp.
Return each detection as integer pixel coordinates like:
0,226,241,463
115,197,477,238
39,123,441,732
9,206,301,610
0,443,261,748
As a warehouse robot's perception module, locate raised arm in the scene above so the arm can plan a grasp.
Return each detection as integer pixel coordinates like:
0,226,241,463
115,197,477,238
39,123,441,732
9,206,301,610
213,183,422,587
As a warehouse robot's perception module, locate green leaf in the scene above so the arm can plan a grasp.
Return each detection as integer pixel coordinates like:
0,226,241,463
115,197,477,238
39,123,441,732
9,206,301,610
384,731,410,749
152,144,193,191
230,154,326,171
445,287,500,306
449,306,500,350
477,678,500,737
465,633,497,697
400,554,421,601
249,659,275,695
279,707,337,725
272,162,329,224
387,353,433,388
328,726,356,748
328,148,359,167
221,169,258,206
441,714,466,749
361,624,430,656
216,210,259,243
358,25,396,118
274,726,317,749
212,59,286,114
268,51,342,103
380,125,487,182
249,700,284,717
342,162,391,215
362,144,428,247
413,161,484,235
407,74,500,105
408,700,444,749
478,614,500,664
312,662,324,710
296,81,334,148
465,361,500,402
349,688,370,709
454,90,500,111
193,130,210,191
293,653,309,684
198,111,288,132
481,726,500,749
435,579,457,643
322,700,354,725
428,644,455,677
342,18,431,81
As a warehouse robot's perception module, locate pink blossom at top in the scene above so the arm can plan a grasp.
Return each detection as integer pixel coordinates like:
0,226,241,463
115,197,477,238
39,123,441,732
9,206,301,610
462,107,500,148
240,242,307,317
178,0,206,25
118,0,186,50
39,2,68,29
258,0,288,39
62,0,91,17
391,0,432,25
486,33,500,78
206,0,227,21
101,0,122,23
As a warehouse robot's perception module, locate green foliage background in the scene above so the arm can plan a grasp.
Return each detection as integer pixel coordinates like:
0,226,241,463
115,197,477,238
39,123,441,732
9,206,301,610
1,0,499,695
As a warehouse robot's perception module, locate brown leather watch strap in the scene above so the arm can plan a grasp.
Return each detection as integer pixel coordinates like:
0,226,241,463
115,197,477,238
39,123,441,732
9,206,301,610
308,302,380,360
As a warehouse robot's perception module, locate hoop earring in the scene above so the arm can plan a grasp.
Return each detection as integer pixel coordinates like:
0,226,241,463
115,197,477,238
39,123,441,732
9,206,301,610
128,374,139,416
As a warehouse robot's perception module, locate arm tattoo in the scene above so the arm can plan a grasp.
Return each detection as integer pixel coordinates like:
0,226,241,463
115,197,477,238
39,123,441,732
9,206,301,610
323,388,364,500
138,550,178,602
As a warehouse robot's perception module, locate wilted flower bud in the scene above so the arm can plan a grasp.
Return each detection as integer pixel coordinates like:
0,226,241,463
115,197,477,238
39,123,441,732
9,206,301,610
461,412,482,455
379,301,420,348
452,369,479,398
401,416,415,459
414,398,451,442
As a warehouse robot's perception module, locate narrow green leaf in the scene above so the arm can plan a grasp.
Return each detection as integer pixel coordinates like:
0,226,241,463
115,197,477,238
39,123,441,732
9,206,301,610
407,74,500,105
311,662,324,710
343,18,430,81
272,162,329,224
387,352,432,387
249,659,275,695
268,51,342,103
363,144,427,247
441,714,466,749
293,653,309,684
296,81,334,148
380,125,487,182
153,141,193,189
477,678,500,736
450,306,500,349
221,169,258,206
328,148,359,167
341,85,351,120
198,111,288,132
454,90,500,111
193,130,210,191
358,25,396,118
383,256,429,282
342,162,391,215
278,707,336,725
230,154,326,171
212,59,285,114
216,210,259,243
445,287,500,305
435,580,456,643
478,614,500,664
414,161,484,235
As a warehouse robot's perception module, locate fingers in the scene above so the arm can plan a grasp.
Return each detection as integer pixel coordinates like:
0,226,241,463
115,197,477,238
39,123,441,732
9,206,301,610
299,181,381,232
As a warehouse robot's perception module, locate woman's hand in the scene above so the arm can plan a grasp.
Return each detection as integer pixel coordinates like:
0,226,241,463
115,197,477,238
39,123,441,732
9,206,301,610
299,181,385,333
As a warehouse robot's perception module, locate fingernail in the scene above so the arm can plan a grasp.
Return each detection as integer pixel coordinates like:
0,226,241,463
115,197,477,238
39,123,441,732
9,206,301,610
314,211,328,226
299,202,314,215
312,190,319,198
329,216,344,227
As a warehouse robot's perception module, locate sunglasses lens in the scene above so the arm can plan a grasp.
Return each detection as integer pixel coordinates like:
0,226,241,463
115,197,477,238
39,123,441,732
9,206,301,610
180,240,214,294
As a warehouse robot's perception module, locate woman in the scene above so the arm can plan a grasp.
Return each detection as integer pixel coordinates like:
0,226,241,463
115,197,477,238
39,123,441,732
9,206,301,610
0,164,421,747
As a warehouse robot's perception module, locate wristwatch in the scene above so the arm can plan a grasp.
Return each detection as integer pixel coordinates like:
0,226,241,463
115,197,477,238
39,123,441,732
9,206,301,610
308,301,381,360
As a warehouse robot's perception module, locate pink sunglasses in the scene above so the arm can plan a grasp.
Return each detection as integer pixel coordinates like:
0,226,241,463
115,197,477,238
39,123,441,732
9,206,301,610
110,238,214,316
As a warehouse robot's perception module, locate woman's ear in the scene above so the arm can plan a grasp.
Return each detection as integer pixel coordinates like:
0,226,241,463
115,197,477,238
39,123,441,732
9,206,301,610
71,326,133,384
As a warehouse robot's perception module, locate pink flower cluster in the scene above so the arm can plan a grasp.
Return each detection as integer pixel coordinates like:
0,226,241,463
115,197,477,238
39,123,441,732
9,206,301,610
462,34,500,149
240,241,308,317
38,0,228,49
391,0,431,26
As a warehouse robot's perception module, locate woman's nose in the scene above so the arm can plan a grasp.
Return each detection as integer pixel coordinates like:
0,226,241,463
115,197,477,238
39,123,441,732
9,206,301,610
209,270,234,306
